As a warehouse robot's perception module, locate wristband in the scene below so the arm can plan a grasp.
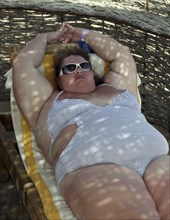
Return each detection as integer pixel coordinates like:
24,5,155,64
81,29,88,42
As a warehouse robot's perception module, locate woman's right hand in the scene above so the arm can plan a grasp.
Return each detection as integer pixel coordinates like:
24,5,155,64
59,22,84,43
39,23,78,45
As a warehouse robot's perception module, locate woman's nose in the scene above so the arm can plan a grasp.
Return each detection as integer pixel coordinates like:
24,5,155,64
76,67,83,74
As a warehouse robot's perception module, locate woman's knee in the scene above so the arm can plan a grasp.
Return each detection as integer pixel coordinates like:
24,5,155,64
144,155,170,220
144,155,170,191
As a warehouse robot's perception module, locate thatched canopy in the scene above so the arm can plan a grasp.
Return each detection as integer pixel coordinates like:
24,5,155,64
0,0,170,37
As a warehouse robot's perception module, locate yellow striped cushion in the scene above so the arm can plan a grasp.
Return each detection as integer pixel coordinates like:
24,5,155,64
11,86,75,220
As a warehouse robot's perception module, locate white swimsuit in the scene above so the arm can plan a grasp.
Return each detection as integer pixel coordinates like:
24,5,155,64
47,85,169,186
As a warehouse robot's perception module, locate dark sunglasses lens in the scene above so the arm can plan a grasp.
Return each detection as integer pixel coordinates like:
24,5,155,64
63,64,76,74
80,62,91,70
62,62,91,75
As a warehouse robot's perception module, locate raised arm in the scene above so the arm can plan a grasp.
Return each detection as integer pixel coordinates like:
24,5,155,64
61,23,138,98
13,27,66,128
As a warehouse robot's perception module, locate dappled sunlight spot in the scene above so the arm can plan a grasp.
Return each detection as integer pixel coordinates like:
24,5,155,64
114,106,121,109
38,158,47,167
106,145,114,151
120,62,125,69
158,169,166,175
119,64,127,75
28,50,38,55
148,179,158,187
119,186,128,192
98,188,108,195
106,50,113,58
84,182,96,189
84,151,90,156
33,105,40,112
110,46,115,50
124,69,129,76
118,149,124,155
96,182,105,188
94,117,107,123
96,197,113,207
131,187,138,193
93,38,105,48
144,169,166,189
32,96,40,104
20,73,26,78
140,214,149,219
29,81,36,86
116,51,121,58
99,126,107,132
117,133,131,139
90,146,99,153
32,91,39,96
124,142,136,148
111,178,120,183
136,194,142,200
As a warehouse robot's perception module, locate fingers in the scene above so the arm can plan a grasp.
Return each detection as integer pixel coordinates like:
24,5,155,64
59,22,67,32
47,22,75,44
57,23,75,43
63,33,73,43
61,22,75,33
44,22,76,44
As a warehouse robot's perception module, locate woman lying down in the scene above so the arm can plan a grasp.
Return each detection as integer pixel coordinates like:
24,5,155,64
13,22,169,220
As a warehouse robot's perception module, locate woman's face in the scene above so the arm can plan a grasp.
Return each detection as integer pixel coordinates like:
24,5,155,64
58,55,96,93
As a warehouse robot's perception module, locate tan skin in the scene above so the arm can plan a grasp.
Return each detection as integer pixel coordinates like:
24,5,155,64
13,23,170,219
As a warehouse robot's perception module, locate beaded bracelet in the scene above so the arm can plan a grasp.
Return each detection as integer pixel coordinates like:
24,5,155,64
81,29,88,41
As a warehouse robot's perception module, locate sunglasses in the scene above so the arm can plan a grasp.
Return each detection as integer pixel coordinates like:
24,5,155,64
59,61,92,76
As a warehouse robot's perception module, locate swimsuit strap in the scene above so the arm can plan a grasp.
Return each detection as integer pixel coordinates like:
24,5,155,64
56,90,64,100
48,144,54,162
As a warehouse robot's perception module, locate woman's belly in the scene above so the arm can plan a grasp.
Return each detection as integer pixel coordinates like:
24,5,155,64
51,124,78,166
54,106,169,184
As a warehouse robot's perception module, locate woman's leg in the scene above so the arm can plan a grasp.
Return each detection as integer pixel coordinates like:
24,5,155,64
60,164,160,220
144,155,170,220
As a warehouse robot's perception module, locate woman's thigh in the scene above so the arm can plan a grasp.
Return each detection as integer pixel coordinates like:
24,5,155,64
60,164,160,220
144,155,170,220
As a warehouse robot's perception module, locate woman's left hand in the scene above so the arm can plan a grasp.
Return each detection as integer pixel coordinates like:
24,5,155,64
46,26,69,44
58,22,83,43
